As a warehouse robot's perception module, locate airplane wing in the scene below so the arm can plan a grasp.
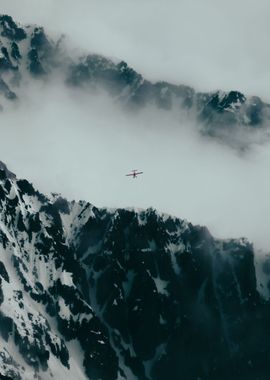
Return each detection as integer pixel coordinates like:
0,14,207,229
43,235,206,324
126,171,143,176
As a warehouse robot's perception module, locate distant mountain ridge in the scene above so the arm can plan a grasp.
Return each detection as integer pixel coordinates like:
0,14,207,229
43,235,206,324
0,162,270,379
0,14,270,147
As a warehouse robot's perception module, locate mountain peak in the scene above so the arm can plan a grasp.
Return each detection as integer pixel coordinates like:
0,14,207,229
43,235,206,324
0,160,16,180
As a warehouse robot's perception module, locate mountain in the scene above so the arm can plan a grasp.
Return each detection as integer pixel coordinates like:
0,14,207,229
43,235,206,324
1,14,270,380
1,14,270,148
0,161,270,380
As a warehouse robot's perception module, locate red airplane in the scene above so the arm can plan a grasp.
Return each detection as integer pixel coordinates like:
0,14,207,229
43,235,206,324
126,169,143,178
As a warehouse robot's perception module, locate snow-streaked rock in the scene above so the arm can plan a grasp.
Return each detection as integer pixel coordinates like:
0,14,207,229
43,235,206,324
1,14,270,149
0,162,270,379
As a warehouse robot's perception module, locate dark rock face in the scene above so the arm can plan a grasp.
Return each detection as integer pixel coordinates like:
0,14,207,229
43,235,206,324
0,14,270,148
28,27,57,76
0,15,26,41
0,163,270,379
75,210,270,380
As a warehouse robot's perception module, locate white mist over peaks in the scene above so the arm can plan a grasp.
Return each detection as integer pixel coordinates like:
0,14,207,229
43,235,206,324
1,0,270,99
0,2,270,251
1,80,270,251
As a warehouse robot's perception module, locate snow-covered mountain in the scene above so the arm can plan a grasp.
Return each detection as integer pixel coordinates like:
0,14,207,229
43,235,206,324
0,161,270,380
1,14,270,148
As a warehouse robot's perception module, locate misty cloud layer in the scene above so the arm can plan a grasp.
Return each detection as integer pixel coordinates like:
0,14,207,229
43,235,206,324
0,2,270,252
1,79,270,252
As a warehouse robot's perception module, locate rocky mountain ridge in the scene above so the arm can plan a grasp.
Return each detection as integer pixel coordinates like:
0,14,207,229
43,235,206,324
1,14,270,147
0,162,270,379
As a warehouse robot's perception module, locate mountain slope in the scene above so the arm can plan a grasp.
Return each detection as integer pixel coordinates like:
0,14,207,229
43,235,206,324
1,14,270,148
0,162,270,380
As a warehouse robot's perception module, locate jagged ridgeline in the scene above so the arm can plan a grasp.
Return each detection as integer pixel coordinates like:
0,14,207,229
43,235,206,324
0,160,270,380
0,14,270,147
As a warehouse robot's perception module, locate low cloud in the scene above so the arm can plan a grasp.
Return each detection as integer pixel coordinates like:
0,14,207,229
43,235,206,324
1,2,270,251
1,80,270,251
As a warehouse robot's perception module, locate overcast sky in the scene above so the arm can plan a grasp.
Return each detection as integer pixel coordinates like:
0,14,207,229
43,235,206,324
1,1,270,251
2,0,270,99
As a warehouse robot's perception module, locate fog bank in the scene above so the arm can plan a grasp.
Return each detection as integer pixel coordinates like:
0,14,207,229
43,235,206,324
1,81,270,251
